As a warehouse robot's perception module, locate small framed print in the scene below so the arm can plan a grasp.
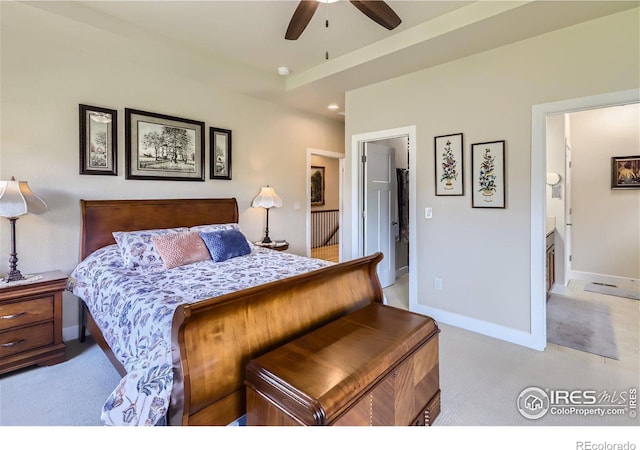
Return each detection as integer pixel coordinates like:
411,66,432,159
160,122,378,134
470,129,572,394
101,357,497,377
125,108,205,181
79,104,117,175
310,166,325,206
472,140,506,208
435,133,464,196
611,155,640,189
210,127,232,180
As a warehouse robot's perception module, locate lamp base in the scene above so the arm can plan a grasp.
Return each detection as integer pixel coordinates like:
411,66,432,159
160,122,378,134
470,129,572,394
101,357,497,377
261,236,273,244
4,269,25,283
5,218,25,283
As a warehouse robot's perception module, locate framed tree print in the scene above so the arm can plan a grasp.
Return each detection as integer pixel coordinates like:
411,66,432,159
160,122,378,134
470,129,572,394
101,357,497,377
435,133,463,196
210,127,232,180
472,140,506,208
79,104,117,175
125,108,205,181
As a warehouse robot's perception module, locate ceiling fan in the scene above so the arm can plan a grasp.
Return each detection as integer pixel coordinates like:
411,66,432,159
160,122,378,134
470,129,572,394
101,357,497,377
285,0,402,40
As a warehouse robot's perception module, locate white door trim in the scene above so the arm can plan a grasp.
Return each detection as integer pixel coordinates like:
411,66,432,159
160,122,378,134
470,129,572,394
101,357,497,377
530,88,639,351
350,126,417,307
306,148,344,260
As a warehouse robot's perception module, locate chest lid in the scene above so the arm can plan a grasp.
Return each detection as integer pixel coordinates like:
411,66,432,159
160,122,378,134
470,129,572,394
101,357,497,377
245,303,439,424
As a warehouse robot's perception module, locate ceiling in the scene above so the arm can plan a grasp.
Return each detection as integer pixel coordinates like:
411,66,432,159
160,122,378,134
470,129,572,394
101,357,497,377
16,1,640,121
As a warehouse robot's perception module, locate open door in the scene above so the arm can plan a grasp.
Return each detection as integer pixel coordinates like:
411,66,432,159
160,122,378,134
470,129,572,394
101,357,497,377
363,142,396,288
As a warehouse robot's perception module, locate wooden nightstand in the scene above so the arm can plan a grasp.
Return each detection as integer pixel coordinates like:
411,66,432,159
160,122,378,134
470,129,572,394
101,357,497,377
253,240,289,252
0,270,67,375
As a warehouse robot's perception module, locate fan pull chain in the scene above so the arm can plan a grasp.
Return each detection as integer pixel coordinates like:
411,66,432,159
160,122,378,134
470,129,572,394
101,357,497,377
324,4,330,60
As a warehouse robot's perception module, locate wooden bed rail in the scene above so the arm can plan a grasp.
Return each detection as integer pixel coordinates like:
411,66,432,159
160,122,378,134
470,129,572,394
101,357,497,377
169,252,384,426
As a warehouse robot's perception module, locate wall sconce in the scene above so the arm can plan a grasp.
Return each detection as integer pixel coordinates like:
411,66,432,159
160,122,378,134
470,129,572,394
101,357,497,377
251,186,282,244
0,177,49,282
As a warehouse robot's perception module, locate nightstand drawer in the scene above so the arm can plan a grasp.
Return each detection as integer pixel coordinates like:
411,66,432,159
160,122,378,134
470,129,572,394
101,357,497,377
0,297,54,331
0,322,54,358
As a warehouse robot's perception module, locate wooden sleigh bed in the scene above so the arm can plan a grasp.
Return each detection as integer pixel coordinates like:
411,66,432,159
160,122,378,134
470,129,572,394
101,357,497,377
76,198,385,426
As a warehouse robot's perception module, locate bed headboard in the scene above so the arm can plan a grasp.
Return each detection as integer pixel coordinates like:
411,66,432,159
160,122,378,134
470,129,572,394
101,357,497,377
80,198,239,260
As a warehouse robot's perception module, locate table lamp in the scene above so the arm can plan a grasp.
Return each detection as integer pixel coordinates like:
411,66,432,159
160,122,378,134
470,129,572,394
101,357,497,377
251,186,282,244
0,177,49,282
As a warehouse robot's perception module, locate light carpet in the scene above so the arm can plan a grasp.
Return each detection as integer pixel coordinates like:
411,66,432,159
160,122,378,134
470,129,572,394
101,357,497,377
546,294,619,360
584,282,640,300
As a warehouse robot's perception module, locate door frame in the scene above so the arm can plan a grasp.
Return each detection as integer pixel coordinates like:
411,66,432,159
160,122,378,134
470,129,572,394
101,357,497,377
350,126,417,303
306,148,345,261
530,88,639,350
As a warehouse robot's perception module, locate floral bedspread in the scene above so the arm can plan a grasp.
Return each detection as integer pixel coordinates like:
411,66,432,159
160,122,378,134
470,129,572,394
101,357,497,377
67,244,332,426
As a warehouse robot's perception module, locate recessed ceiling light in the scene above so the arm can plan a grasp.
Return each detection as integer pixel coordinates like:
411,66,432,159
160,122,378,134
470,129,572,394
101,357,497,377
328,103,340,110
277,66,290,76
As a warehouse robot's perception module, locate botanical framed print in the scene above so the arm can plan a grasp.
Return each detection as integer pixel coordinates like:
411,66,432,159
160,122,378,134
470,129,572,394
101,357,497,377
435,133,464,196
125,108,205,181
310,166,325,206
210,127,232,180
611,155,640,189
472,140,506,208
79,104,117,175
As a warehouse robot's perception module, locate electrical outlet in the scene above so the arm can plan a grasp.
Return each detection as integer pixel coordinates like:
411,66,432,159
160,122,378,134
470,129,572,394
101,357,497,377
425,207,432,219
434,277,443,290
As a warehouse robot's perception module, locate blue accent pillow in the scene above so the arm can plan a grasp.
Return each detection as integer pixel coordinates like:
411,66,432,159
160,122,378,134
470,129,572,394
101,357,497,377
200,229,251,262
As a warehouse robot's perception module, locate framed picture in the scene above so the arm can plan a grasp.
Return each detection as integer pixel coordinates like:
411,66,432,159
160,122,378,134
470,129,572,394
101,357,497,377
434,133,464,196
210,127,232,180
471,140,506,208
611,155,640,189
125,108,205,181
79,104,117,175
310,166,325,206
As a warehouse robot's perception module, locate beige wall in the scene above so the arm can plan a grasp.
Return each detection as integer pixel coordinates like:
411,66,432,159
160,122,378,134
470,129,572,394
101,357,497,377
344,9,639,335
310,155,340,211
0,4,344,336
569,104,640,281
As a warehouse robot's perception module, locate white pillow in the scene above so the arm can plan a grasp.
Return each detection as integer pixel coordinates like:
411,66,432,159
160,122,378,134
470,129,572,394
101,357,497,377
113,227,188,269
189,223,240,233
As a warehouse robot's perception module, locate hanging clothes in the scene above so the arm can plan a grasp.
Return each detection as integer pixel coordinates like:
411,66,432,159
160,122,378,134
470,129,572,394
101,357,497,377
396,168,409,243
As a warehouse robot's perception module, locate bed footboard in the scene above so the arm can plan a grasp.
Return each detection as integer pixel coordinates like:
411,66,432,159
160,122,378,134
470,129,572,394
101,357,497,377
169,252,384,426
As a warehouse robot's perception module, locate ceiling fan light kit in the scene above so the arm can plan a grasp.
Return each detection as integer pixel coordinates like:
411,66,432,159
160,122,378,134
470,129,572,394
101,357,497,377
285,0,401,41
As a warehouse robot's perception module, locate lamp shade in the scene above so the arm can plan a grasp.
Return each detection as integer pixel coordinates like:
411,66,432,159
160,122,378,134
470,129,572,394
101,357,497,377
252,186,283,209
0,177,48,219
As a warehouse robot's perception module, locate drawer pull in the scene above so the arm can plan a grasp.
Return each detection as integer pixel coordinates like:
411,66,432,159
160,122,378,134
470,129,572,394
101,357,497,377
0,312,27,320
1,338,27,348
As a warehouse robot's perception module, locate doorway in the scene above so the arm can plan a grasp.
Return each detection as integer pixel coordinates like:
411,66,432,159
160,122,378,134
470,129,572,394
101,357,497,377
306,148,344,263
531,88,639,351
350,126,416,297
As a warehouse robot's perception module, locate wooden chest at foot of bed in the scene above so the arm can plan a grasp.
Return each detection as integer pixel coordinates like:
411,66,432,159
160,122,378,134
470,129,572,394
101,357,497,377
245,303,440,426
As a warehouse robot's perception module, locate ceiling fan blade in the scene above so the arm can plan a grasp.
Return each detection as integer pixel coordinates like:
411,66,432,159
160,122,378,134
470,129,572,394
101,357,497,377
285,0,320,40
349,0,402,30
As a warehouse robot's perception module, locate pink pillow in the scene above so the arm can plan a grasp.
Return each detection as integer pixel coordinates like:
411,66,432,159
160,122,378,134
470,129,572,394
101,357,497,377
151,231,211,269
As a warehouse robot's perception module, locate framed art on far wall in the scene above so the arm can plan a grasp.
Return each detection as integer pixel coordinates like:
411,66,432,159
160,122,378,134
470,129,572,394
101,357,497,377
79,104,117,175
210,127,232,180
125,108,205,181
310,166,325,206
611,155,640,189
434,132,464,196
471,140,506,208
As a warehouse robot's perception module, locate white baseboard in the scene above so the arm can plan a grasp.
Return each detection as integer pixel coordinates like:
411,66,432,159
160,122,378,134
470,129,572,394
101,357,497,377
63,325,82,342
411,303,545,351
549,283,568,295
395,266,409,278
569,270,639,289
